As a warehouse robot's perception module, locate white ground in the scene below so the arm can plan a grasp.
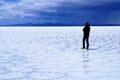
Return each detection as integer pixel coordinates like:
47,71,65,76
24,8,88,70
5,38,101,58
0,27,120,80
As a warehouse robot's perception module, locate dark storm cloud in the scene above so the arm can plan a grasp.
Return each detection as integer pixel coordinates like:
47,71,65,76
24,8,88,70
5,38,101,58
51,0,120,24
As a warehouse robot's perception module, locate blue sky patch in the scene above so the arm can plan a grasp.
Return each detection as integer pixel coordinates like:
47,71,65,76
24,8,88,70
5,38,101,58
0,0,120,26
4,0,21,3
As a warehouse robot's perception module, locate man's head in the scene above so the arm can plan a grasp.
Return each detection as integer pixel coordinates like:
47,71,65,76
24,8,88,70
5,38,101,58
85,22,90,26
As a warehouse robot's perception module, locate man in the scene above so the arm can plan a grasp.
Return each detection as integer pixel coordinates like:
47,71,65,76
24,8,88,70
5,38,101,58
82,22,90,49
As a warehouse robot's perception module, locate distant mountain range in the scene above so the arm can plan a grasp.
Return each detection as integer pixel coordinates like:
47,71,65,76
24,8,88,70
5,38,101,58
0,23,80,26
0,23,120,26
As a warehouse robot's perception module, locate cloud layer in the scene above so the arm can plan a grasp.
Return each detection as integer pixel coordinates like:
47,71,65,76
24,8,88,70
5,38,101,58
0,0,120,25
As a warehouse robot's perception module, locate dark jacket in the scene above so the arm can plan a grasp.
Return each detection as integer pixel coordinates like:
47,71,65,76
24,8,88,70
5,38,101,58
83,25,90,38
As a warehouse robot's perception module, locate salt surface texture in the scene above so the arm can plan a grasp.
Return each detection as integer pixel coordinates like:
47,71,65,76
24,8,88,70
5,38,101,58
0,27,120,80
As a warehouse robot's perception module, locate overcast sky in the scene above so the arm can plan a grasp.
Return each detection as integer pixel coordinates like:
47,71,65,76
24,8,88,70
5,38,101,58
0,0,120,25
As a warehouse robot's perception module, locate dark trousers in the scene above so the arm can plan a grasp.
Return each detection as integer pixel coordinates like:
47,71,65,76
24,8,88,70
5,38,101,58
83,36,89,49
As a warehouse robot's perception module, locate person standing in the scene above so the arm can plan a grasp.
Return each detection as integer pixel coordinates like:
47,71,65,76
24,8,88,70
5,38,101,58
82,22,90,49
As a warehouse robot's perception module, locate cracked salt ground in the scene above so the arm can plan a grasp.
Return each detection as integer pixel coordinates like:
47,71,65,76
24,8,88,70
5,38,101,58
0,27,120,80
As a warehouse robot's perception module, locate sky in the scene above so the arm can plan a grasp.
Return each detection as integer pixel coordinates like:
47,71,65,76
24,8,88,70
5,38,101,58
0,0,120,25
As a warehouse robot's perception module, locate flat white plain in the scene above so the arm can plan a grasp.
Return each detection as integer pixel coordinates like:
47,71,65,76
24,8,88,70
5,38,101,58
0,27,120,80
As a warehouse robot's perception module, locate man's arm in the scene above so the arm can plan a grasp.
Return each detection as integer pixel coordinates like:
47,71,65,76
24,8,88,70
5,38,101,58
83,27,85,32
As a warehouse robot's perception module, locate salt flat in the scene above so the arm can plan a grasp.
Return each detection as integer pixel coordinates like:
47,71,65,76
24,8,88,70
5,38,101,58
0,27,120,80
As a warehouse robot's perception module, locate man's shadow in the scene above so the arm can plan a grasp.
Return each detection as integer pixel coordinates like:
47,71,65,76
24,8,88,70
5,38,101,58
82,50,90,75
